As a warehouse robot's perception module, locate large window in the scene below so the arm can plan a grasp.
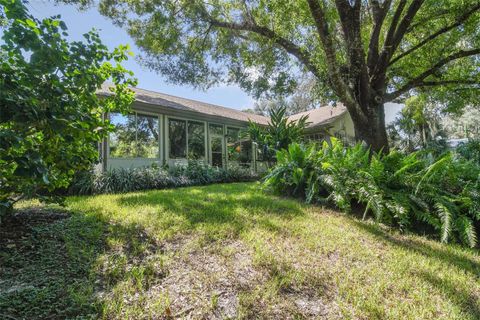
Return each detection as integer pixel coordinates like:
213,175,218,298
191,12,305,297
137,114,159,158
209,124,224,167
109,113,137,158
188,121,205,160
226,127,252,167
169,118,206,160
109,112,159,158
168,118,187,159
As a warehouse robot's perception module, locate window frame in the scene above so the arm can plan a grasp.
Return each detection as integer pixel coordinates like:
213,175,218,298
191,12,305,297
225,125,252,168
166,115,208,162
107,111,161,160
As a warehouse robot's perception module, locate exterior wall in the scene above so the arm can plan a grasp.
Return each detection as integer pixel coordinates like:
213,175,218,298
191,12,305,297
327,112,355,141
107,158,160,170
305,112,356,144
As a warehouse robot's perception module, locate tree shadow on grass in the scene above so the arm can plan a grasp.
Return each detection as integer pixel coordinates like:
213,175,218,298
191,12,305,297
114,183,305,235
351,220,480,276
0,204,164,320
1,184,306,319
415,270,480,319
351,220,480,319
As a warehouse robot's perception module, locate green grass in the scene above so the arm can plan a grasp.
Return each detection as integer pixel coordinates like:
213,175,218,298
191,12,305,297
2,182,479,319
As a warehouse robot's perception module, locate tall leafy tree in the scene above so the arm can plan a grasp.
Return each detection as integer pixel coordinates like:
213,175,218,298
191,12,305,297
247,75,322,116
387,94,447,152
442,105,480,139
0,0,136,217
63,0,480,151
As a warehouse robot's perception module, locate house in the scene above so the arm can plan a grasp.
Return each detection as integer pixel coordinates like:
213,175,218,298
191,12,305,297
290,106,355,144
98,86,355,172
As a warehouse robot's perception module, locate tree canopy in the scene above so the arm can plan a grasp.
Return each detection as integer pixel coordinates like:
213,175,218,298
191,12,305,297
387,94,448,153
64,0,479,150
244,74,322,116
0,0,136,217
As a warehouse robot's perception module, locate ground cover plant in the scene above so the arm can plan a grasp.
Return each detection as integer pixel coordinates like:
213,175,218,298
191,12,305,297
1,183,479,319
69,162,259,195
266,138,480,248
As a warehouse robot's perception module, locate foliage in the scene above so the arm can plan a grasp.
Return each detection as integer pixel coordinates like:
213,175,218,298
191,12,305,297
69,162,259,195
265,139,480,247
0,0,136,218
244,74,322,116
442,105,480,139
246,105,308,165
63,0,480,150
457,139,480,165
387,94,448,155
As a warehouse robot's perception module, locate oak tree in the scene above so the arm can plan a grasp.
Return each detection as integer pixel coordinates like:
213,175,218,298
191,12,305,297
66,0,480,151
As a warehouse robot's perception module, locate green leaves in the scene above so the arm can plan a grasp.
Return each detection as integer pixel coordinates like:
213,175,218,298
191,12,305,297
0,0,136,217
265,139,480,248
435,202,453,244
246,105,308,165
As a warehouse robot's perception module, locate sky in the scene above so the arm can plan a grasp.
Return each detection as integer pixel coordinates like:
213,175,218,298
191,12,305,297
20,1,402,121
26,1,256,110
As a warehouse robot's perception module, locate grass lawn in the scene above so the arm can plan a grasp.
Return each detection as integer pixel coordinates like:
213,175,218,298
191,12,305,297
1,182,479,319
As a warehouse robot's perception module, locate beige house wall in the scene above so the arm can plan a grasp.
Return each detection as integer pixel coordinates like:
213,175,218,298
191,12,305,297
304,112,356,144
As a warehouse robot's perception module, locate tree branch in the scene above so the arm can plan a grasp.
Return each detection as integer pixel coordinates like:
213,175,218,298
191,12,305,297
367,0,392,72
204,16,321,80
417,79,480,87
306,0,356,107
390,0,425,53
385,48,480,100
390,3,480,65
335,0,371,108
371,0,407,88
383,0,407,53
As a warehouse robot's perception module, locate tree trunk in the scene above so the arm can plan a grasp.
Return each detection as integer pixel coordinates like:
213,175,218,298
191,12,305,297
349,102,390,153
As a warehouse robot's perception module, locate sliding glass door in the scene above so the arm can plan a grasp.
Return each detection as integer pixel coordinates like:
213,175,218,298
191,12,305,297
209,124,224,168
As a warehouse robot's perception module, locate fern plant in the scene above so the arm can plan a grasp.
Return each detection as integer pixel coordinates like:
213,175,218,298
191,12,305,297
264,138,480,248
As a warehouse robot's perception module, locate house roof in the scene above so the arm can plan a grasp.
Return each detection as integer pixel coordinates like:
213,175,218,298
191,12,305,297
287,105,348,129
99,85,270,125
99,85,347,128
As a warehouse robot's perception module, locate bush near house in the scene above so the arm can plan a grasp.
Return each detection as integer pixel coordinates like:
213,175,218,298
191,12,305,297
265,139,480,247
246,105,308,166
69,162,259,195
0,1,135,218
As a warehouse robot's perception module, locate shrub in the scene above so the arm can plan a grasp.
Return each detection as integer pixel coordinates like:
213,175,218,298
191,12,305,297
456,139,480,165
69,163,259,195
265,138,480,247
246,105,308,166
0,1,135,218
